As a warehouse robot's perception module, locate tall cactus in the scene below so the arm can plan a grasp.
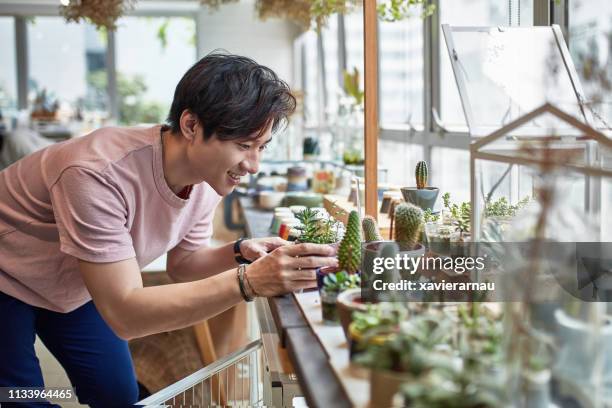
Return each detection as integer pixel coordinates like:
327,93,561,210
415,160,428,189
394,203,424,251
338,210,362,274
362,215,383,242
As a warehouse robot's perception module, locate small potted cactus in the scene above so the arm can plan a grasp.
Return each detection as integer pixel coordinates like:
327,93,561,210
394,202,426,256
401,161,439,211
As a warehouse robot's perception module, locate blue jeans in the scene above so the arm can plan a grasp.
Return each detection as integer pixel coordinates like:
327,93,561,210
0,291,139,407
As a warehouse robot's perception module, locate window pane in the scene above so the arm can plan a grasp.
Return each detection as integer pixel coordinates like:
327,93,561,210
321,17,340,122
431,147,470,204
569,0,612,126
116,17,196,125
27,17,108,117
379,13,424,126
379,140,423,186
301,30,320,127
0,17,17,114
344,10,364,90
439,0,532,131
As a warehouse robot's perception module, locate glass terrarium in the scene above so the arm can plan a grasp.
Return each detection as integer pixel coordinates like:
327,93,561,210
441,24,611,242
444,24,612,406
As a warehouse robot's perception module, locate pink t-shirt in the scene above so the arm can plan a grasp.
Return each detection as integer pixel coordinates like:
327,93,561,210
0,125,221,312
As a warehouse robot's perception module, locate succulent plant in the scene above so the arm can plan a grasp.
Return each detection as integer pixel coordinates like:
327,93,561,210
338,210,362,274
322,270,361,294
295,208,340,244
415,161,428,189
394,203,423,251
362,215,383,242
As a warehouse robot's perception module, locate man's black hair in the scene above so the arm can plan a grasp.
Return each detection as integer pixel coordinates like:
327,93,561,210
167,52,296,140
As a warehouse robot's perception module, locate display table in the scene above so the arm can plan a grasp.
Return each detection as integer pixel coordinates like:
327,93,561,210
238,197,361,408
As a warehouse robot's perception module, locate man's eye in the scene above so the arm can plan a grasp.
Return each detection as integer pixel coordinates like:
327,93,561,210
238,143,250,150
259,144,269,151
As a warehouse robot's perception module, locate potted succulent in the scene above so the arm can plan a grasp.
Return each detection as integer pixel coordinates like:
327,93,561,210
320,271,360,324
294,208,342,244
356,313,454,408
401,161,439,211
347,302,408,359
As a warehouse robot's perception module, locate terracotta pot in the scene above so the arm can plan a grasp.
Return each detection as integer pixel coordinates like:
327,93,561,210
336,288,368,340
370,368,413,408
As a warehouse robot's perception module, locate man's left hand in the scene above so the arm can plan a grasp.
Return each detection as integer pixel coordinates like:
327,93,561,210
239,237,291,262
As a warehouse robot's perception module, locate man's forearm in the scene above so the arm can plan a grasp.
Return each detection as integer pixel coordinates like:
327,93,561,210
112,269,243,339
169,242,238,282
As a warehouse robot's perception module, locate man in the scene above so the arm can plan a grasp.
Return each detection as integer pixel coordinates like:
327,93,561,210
0,53,337,407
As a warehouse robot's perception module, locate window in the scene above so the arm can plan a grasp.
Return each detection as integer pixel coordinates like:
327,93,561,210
379,14,424,126
321,17,341,122
431,147,470,204
569,0,612,127
27,17,108,117
379,140,424,186
0,17,17,114
301,30,320,127
439,0,532,131
116,17,196,125
344,10,364,92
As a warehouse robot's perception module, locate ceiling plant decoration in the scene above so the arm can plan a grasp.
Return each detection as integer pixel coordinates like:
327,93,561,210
60,0,137,31
256,0,435,31
60,0,434,32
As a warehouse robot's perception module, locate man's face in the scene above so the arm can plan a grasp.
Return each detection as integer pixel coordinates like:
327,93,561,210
186,123,272,196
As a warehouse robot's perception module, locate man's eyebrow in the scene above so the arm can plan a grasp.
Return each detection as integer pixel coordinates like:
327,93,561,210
262,137,273,145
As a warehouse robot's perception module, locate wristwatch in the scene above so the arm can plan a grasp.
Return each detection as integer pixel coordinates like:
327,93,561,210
233,238,252,264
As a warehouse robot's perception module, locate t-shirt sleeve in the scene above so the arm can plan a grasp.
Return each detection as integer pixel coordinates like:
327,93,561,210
177,196,221,252
49,166,136,263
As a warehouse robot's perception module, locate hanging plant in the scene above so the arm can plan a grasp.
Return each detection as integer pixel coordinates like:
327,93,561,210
256,0,434,31
60,0,137,31
377,0,435,22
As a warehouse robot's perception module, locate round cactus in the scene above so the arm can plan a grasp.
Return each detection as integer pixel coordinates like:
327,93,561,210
415,161,428,189
362,215,383,243
338,210,362,274
394,203,423,251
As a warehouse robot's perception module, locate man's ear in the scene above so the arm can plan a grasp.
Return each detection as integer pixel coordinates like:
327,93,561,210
179,110,199,143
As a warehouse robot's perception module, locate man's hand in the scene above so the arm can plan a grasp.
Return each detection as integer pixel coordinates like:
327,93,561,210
239,237,291,262
245,243,338,296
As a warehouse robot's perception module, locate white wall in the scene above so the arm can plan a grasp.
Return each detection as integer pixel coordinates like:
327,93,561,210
196,0,300,87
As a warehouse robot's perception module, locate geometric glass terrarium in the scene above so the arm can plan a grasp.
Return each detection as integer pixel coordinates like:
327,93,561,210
445,24,612,406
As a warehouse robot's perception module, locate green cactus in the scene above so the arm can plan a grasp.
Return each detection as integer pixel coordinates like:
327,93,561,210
338,210,362,274
415,161,428,189
394,203,424,251
362,215,383,243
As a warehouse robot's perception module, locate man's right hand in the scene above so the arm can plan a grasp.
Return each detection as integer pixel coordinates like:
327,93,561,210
245,243,338,296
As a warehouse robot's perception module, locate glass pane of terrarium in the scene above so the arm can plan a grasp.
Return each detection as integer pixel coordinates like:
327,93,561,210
444,26,587,137
431,147,470,204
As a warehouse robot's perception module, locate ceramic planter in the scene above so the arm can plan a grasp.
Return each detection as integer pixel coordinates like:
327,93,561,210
401,187,439,211
316,266,339,291
336,288,369,340
370,368,413,408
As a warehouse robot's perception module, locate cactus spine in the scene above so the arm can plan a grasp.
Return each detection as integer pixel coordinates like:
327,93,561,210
394,203,423,251
338,210,362,274
362,215,383,243
415,161,428,189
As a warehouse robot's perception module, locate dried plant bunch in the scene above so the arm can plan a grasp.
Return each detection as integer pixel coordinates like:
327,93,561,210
60,0,137,31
